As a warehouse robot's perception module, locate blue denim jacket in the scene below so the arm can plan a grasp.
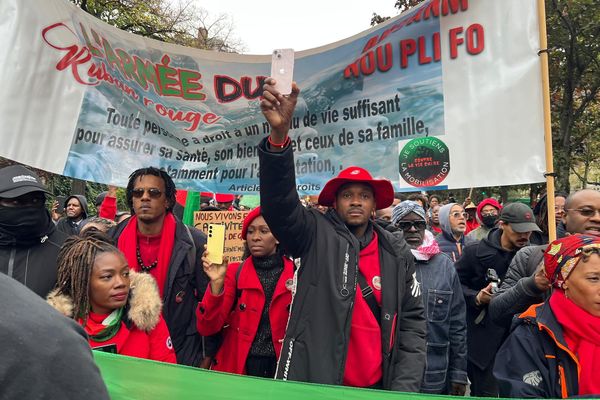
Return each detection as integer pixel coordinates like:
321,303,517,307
415,253,468,393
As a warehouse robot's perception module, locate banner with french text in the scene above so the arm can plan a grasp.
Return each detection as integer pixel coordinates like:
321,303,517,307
0,0,546,193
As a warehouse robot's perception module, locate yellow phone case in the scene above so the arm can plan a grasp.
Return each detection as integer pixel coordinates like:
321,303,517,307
206,223,226,264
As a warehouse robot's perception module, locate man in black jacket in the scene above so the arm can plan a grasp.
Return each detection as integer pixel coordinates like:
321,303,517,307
456,202,540,397
258,79,426,391
109,167,215,367
0,165,68,297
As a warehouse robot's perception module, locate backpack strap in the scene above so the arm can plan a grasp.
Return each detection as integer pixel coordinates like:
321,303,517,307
357,272,381,326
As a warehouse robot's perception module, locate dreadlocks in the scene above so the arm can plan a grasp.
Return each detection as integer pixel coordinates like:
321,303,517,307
55,232,120,321
126,167,176,214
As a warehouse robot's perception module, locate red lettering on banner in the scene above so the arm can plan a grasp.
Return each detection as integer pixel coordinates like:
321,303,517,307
41,23,96,86
214,75,267,103
466,24,485,55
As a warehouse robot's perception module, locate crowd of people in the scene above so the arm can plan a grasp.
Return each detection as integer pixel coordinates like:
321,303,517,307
0,79,599,398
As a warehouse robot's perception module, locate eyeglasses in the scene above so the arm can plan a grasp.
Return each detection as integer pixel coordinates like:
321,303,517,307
481,211,498,217
450,211,468,219
565,208,600,218
396,220,427,231
131,188,162,199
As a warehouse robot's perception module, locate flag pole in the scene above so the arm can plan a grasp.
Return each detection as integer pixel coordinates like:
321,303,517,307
537,0,557,241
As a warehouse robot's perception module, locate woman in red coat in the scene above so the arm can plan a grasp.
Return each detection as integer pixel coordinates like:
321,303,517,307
196,207,294,377
47,233,176,363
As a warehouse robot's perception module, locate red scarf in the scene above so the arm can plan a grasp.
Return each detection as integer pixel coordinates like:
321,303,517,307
550,290,600,396
80,311,130,352
118,213,176,298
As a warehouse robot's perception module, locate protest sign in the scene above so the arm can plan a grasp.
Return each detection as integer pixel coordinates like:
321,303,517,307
0,0,545,192
194,210,250,263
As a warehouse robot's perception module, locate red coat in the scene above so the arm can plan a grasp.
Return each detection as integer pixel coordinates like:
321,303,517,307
88,314,176,364
196,257,294,374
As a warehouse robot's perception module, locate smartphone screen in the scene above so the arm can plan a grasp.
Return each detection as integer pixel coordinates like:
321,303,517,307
56,195,66,214
271,49,294,95
206,223,226,264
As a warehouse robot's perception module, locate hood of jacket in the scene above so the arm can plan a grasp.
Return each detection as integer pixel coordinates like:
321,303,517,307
476,198,502,223
64,195,89,220
438,203,459,238
47,271,162,332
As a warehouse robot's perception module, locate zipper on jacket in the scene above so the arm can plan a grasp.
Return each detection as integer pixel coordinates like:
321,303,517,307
341,244,350,296
275,260,300,379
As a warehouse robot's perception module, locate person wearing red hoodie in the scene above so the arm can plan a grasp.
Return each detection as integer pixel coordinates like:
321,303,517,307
196,207,294,377
47,232,176,363
467,198,503,242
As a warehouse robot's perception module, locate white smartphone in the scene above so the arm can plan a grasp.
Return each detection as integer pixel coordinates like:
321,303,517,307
206,223,226,265
271,48,295,95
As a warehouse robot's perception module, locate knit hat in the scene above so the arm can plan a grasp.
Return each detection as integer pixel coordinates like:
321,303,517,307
318,166,393,210
391,200,426,225
544,234,600,289
241,207,262,240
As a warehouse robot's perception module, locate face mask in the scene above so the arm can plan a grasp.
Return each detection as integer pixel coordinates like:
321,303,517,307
0,206,52,245
481,215,498,229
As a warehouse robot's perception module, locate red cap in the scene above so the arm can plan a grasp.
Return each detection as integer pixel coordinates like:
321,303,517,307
215,193,235,203
241,207,262,240
318,166,394,210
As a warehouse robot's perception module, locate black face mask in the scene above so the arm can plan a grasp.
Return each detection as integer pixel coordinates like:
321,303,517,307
0,206,53,246
481,215,498,229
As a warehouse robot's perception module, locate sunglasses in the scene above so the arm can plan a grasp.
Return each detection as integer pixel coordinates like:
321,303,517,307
396,220,427,231
131,188,162,199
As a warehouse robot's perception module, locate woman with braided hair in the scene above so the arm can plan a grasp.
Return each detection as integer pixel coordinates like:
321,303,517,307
47,232,176,363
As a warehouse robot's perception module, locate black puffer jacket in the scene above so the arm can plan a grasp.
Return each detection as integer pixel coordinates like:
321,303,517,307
259,139,426,391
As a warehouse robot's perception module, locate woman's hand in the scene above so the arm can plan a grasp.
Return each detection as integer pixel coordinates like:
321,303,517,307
201,246,228,295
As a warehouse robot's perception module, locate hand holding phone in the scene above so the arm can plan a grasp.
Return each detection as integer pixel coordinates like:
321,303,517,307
206,223,226,265
270,48,294,95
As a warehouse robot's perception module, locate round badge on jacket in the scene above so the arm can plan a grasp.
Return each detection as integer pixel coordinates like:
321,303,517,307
285,279,294,291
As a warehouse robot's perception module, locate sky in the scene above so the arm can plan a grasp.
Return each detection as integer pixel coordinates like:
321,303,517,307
199,0,400,55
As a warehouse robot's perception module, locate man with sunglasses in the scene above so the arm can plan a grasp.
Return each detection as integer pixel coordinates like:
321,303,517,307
392,201,467,395
257,79,426,391
109,167,215,367
0,165,68,297
456,202,540,397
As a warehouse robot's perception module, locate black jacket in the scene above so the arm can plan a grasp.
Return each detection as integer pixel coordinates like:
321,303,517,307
0,225,68,297
489,245,547,326
455,228,519,369
259,139,426,391
0,273,110,400
110,215,214,366
56,195,89,236
493,302,579,398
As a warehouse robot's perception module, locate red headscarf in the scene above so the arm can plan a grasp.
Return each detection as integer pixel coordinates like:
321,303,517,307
544,234,600,290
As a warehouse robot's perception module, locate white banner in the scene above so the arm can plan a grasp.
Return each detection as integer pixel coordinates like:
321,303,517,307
0,0,546,193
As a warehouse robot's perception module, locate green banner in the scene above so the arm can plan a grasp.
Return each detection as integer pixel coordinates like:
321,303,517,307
94,351,455,400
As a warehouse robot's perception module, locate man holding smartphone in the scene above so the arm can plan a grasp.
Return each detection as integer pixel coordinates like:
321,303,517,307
257,79,426,391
